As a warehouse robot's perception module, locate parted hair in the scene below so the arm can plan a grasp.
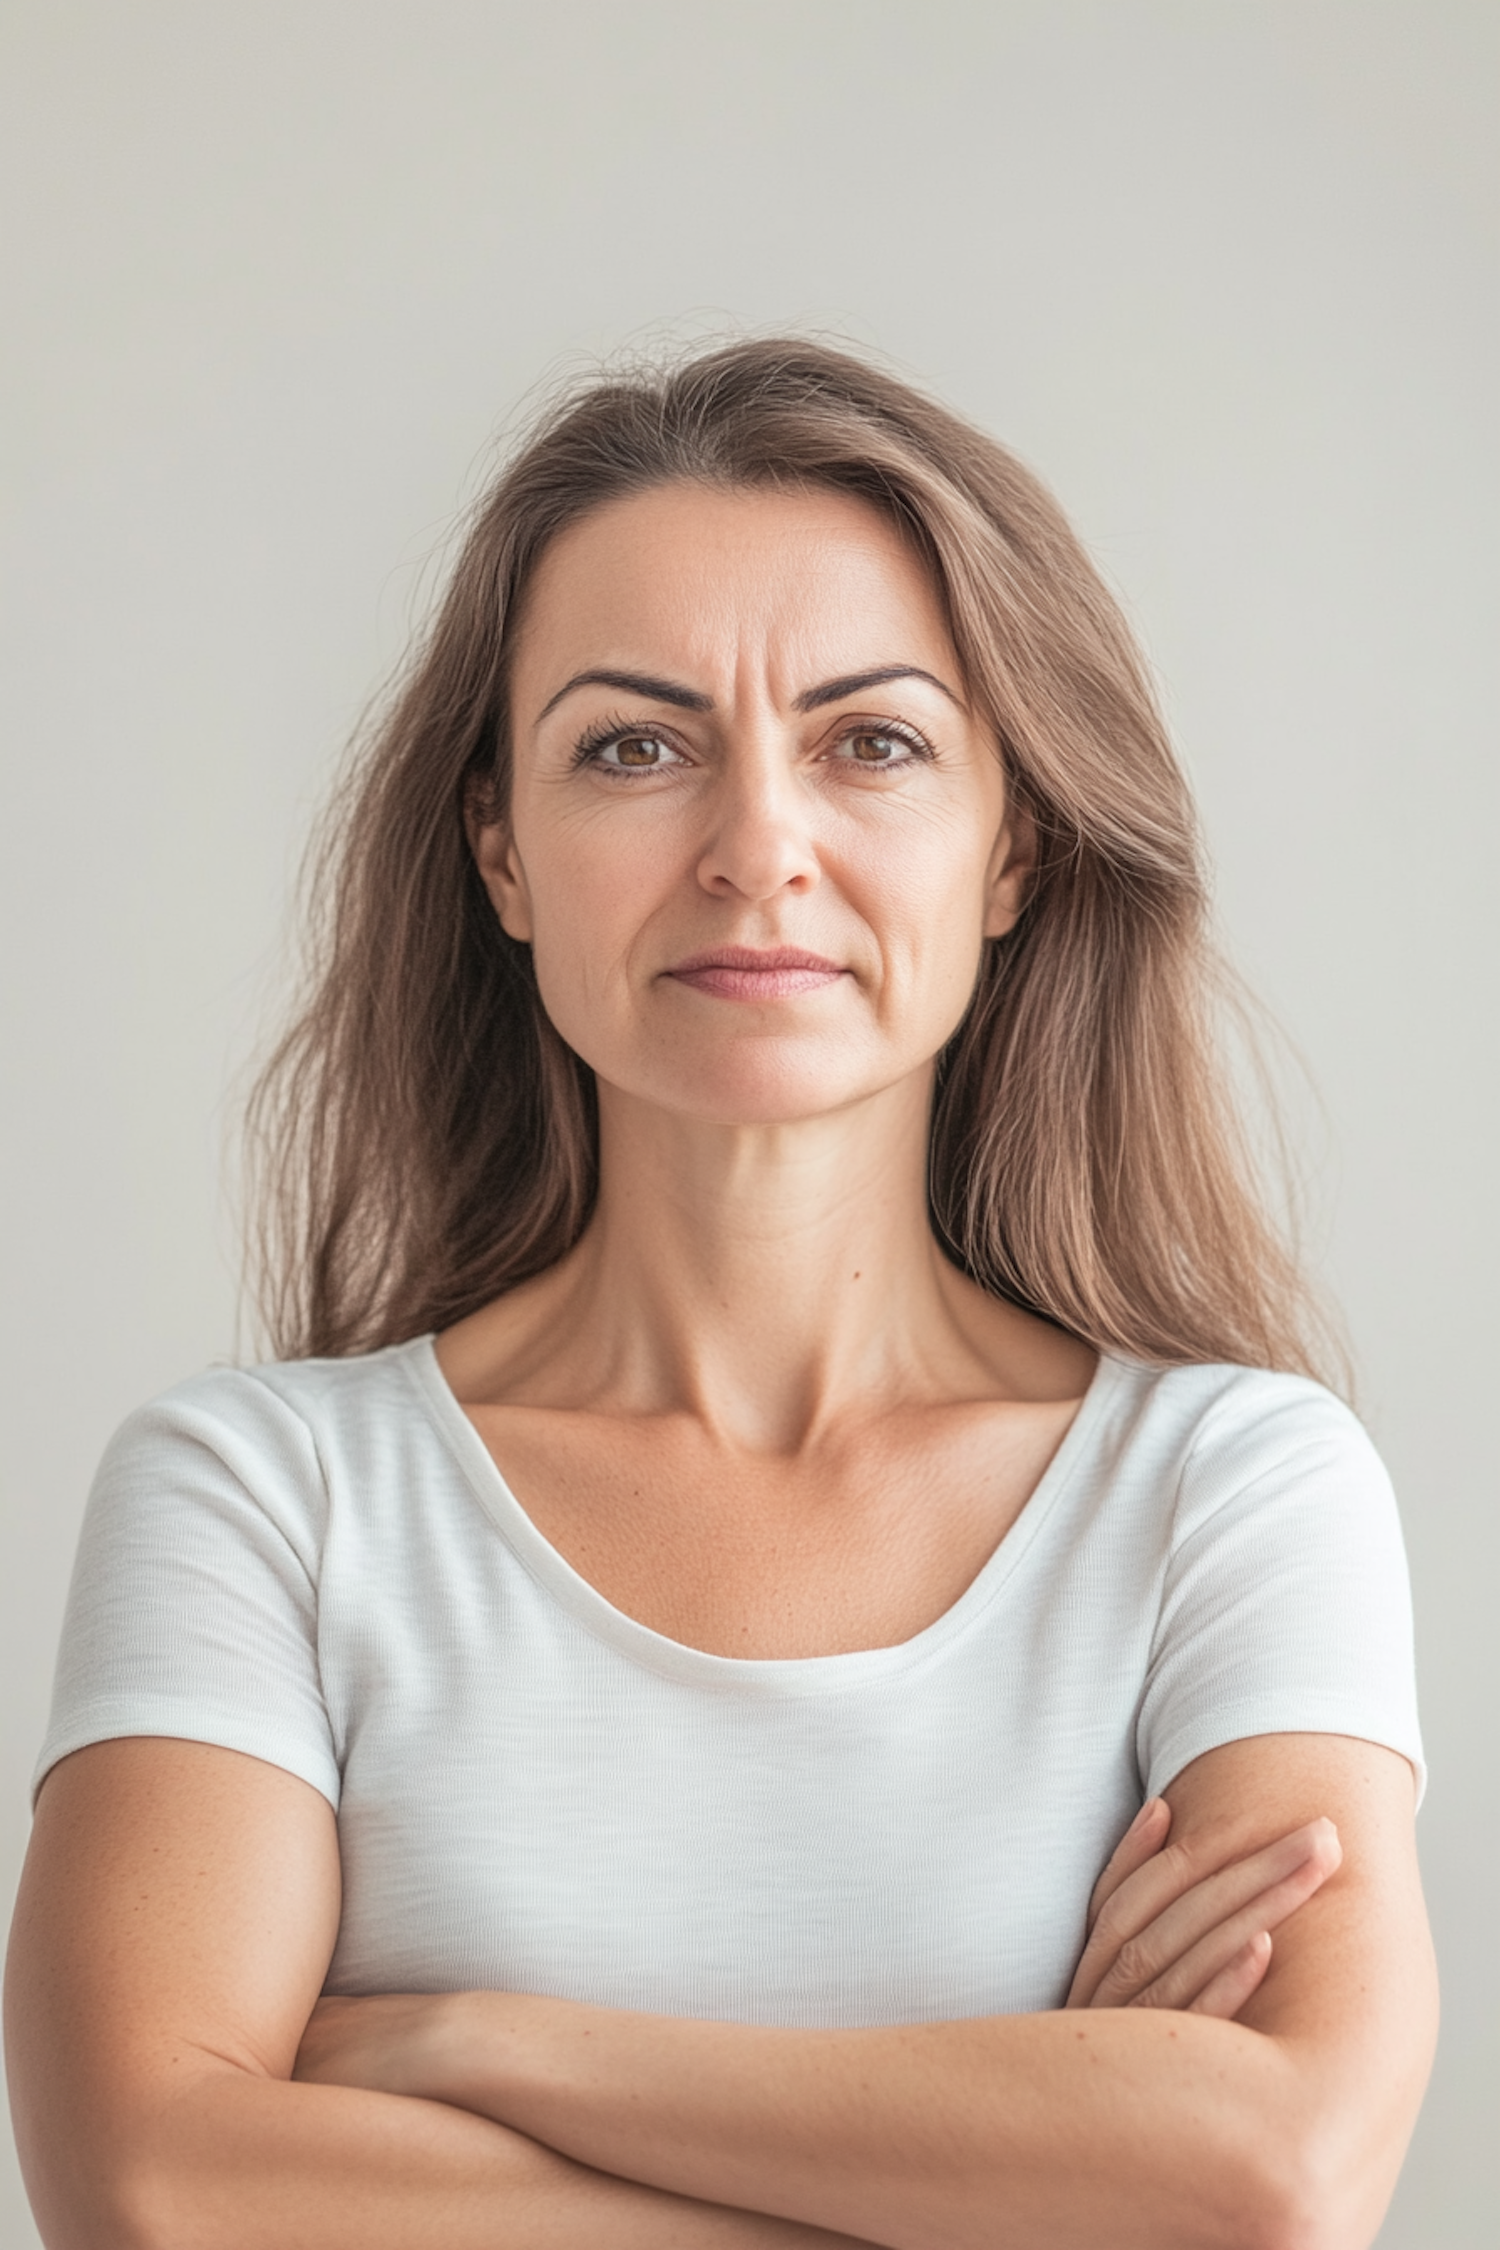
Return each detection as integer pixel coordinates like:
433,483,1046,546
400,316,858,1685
246,336,1340,1384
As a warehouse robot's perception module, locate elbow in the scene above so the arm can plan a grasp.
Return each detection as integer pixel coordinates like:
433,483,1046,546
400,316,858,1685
14,2162,177,2250
13,2179,155,2250
14,2127,221,2250
10,2108,150,2250
1231,2175,1338,2250
94,2150,246,2250
1227,2119,1399,2250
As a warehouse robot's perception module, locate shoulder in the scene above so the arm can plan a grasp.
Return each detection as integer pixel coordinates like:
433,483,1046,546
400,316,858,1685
109,1335,436,1442
1120,1363,1423,1800
1100,1361,1411,1651
91,1337,440,1540
1079,1350,1394,1584
1092,1357,1395,1548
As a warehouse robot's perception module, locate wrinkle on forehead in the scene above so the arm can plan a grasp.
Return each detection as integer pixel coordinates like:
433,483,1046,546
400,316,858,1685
511,482,962,727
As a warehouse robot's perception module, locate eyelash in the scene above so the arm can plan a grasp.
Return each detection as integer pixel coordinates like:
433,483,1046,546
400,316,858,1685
570,713,937,775
569,712,679,772
829,719,934,768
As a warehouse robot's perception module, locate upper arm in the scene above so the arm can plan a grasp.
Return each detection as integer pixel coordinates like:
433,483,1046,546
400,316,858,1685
5,1737,341,2240
1163,1732,1437,2235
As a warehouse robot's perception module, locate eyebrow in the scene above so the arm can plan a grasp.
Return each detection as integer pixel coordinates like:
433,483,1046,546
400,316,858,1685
792,664,963,713
536,661,962,726
535,668,714,723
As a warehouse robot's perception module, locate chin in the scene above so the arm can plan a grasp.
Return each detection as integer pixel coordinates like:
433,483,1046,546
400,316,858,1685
613,1048,907,1129
570,1011,932,1129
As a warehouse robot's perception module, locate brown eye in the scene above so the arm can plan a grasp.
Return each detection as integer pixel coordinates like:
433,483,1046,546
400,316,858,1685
831,727,924,766
594,732,684,770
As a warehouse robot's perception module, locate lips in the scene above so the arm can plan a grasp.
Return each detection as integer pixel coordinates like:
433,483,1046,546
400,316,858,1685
664,946,847,1001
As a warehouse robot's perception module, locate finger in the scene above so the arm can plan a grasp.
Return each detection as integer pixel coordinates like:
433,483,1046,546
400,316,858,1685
1088,1835,1336,2010
1067,1816,1339,2008
1086,1799,1172,1930
1184,1933,1273,2020
1093,1847,1334,2012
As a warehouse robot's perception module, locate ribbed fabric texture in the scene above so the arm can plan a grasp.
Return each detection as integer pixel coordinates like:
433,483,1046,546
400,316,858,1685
37,1339,1423,2027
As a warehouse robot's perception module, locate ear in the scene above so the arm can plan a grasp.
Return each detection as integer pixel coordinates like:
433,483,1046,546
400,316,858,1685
464,780,533,944
983,796,1039,939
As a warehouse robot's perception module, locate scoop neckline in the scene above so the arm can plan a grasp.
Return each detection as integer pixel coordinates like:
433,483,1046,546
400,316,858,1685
404,1333,1127,1696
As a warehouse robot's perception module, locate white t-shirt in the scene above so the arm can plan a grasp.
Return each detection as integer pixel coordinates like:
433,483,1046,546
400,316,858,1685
37,1339,1422,2027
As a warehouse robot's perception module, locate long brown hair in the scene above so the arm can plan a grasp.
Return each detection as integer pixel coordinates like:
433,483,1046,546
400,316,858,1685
246,337,1340,1384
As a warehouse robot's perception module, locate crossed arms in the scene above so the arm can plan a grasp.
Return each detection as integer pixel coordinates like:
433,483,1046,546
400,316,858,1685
5,1728,1435,2250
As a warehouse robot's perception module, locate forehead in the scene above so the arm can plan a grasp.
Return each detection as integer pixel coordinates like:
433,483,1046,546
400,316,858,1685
511,482,957,695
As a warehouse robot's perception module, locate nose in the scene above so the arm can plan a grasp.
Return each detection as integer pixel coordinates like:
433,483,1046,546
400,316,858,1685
694,734,821,903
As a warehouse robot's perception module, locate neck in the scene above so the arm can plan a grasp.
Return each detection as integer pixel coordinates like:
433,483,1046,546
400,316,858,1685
521,1071,978,1449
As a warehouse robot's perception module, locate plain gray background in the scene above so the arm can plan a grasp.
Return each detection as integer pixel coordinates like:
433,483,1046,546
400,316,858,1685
2,3,1495,2242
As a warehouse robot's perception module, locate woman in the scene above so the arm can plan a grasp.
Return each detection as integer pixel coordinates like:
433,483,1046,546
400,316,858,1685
6,340,1434,2248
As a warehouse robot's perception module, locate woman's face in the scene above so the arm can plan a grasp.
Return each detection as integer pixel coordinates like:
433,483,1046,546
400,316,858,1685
477,481,1032,1127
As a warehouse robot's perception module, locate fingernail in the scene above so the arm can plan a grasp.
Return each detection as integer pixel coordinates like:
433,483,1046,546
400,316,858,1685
1127,1797,1163,1835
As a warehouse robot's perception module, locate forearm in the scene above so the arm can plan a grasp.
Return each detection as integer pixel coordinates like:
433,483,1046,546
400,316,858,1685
389,1994,1306,2250
30,2066,876,2250
317,1743,1436,2250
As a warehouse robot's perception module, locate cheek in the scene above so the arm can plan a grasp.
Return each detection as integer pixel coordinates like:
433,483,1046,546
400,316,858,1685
518,826,668,1045
896,907,990,1048
843,816,993,1017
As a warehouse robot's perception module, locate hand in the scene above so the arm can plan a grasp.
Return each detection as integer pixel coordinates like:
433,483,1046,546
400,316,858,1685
1066,1798,1342,2019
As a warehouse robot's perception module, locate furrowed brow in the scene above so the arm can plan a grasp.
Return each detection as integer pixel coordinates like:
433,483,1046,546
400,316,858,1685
536,669,715,724
793,665,963,713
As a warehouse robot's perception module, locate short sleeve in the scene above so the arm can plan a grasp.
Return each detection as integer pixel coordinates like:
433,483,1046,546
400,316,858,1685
34,1370,341,1808
1136,1377,1425,1803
